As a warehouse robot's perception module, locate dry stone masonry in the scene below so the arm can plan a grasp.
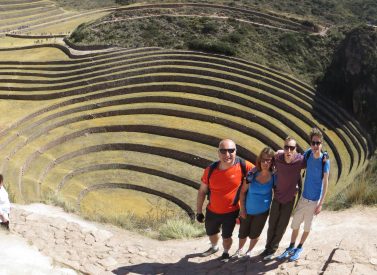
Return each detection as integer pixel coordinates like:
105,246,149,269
7,204,377,275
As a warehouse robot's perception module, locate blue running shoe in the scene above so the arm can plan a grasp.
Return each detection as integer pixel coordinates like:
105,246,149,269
277,247,295,260
289,247,303,261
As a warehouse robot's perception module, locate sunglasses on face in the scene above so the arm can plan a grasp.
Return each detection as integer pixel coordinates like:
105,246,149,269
311,141,322,146
261,158,272,164
284,145,296,151
219,148,236,154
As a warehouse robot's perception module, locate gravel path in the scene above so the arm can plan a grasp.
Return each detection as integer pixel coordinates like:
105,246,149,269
7,204,377,275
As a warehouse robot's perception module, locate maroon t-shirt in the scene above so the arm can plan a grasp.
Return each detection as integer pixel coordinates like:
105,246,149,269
274,152,305,203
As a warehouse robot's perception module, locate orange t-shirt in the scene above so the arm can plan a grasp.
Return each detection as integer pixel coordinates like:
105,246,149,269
201,160,254,214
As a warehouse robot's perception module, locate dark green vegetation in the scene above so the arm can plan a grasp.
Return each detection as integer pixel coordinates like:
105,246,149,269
233,0,377,25
318,26,377,145
67,1,376,85
68,1,377,139
56,0,377,26
70,14,338,84
328,156,377,210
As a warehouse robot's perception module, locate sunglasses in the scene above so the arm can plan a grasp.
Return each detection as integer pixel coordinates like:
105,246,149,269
261,158,272,164
219,148,236,154
311,141,322,146
284,145,296,151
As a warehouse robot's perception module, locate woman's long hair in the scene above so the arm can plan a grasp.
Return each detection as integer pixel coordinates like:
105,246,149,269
256,147,275,172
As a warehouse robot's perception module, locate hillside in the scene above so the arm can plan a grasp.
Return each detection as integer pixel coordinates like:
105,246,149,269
0,0,375,238
67,1,377,145
68,3,336,84
318,26,377,144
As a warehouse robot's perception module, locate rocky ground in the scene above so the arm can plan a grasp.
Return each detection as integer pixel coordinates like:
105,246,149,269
5,204,377,275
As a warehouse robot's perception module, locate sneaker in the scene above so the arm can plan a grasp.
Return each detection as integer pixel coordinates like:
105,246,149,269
201,246,219,257
0,221,9,231
245,250,252,258
289,247,303,261
232,249,244,259
260,249,275,261
277,247,295,260
220,252,230,262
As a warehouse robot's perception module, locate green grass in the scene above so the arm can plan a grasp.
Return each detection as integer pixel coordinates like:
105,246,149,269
0,50,363,203
158,219,205,240
327,156,377,210
44,191,76,213
82,195,205,240
43,188,205,240
52,0,377,26
69,15,341,84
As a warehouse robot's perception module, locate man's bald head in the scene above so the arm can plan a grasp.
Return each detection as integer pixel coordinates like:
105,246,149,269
218,139,236,149
218,139,237,168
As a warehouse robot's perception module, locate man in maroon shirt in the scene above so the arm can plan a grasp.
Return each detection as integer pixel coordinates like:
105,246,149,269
261,137,305,260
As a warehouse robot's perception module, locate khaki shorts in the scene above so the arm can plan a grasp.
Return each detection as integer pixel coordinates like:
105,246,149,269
291,198,318,231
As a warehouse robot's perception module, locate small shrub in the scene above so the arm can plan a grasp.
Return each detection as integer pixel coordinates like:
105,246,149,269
202,21,218,34
278,33,302,53
226,32,243,43
187,39,236,56
44,193,76,213
158,219,206,240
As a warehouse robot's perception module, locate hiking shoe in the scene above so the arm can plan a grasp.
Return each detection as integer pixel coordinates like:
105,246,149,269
277,247,295,260
201,246,219,257
220,252,230,262
232,249,244,259
289,247,303,261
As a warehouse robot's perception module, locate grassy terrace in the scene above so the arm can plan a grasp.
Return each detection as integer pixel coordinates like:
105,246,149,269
0,42,371,223
0,56,365,173
0,0,109,35
0,1,374,228
0,48,366,166
109,3,315,32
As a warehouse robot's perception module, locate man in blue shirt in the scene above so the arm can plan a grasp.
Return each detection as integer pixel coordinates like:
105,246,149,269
277,127,330,261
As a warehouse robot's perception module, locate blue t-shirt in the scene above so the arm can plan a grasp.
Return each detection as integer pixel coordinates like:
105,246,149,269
245,171,275,215
303,151,330,201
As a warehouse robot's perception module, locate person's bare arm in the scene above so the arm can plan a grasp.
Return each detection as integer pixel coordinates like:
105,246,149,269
197,183,208,214
239,178,249,219
315,172,329,215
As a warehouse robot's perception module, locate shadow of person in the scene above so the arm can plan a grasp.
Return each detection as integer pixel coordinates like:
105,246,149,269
112,252,285,274
112,252,223,275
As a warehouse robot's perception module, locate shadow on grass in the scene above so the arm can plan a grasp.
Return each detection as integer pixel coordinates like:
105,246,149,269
112,252,285,274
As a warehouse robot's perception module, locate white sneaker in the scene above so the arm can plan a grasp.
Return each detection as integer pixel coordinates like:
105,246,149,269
232,249,244,259
263,252,275,261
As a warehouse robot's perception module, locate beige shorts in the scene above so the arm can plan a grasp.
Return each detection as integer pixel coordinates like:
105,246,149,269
291,198,318,231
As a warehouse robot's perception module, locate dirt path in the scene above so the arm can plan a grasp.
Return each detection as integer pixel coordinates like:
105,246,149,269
7,204,377,274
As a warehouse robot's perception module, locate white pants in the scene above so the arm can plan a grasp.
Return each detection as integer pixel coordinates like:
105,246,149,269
0,208,10,222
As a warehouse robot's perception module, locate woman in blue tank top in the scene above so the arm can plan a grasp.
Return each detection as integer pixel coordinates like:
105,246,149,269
233,147,276,258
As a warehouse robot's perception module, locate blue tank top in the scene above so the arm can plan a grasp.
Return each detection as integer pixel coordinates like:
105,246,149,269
245,171,275,215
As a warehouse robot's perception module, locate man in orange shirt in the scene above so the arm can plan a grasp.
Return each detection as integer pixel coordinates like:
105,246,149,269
196,139,254,262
